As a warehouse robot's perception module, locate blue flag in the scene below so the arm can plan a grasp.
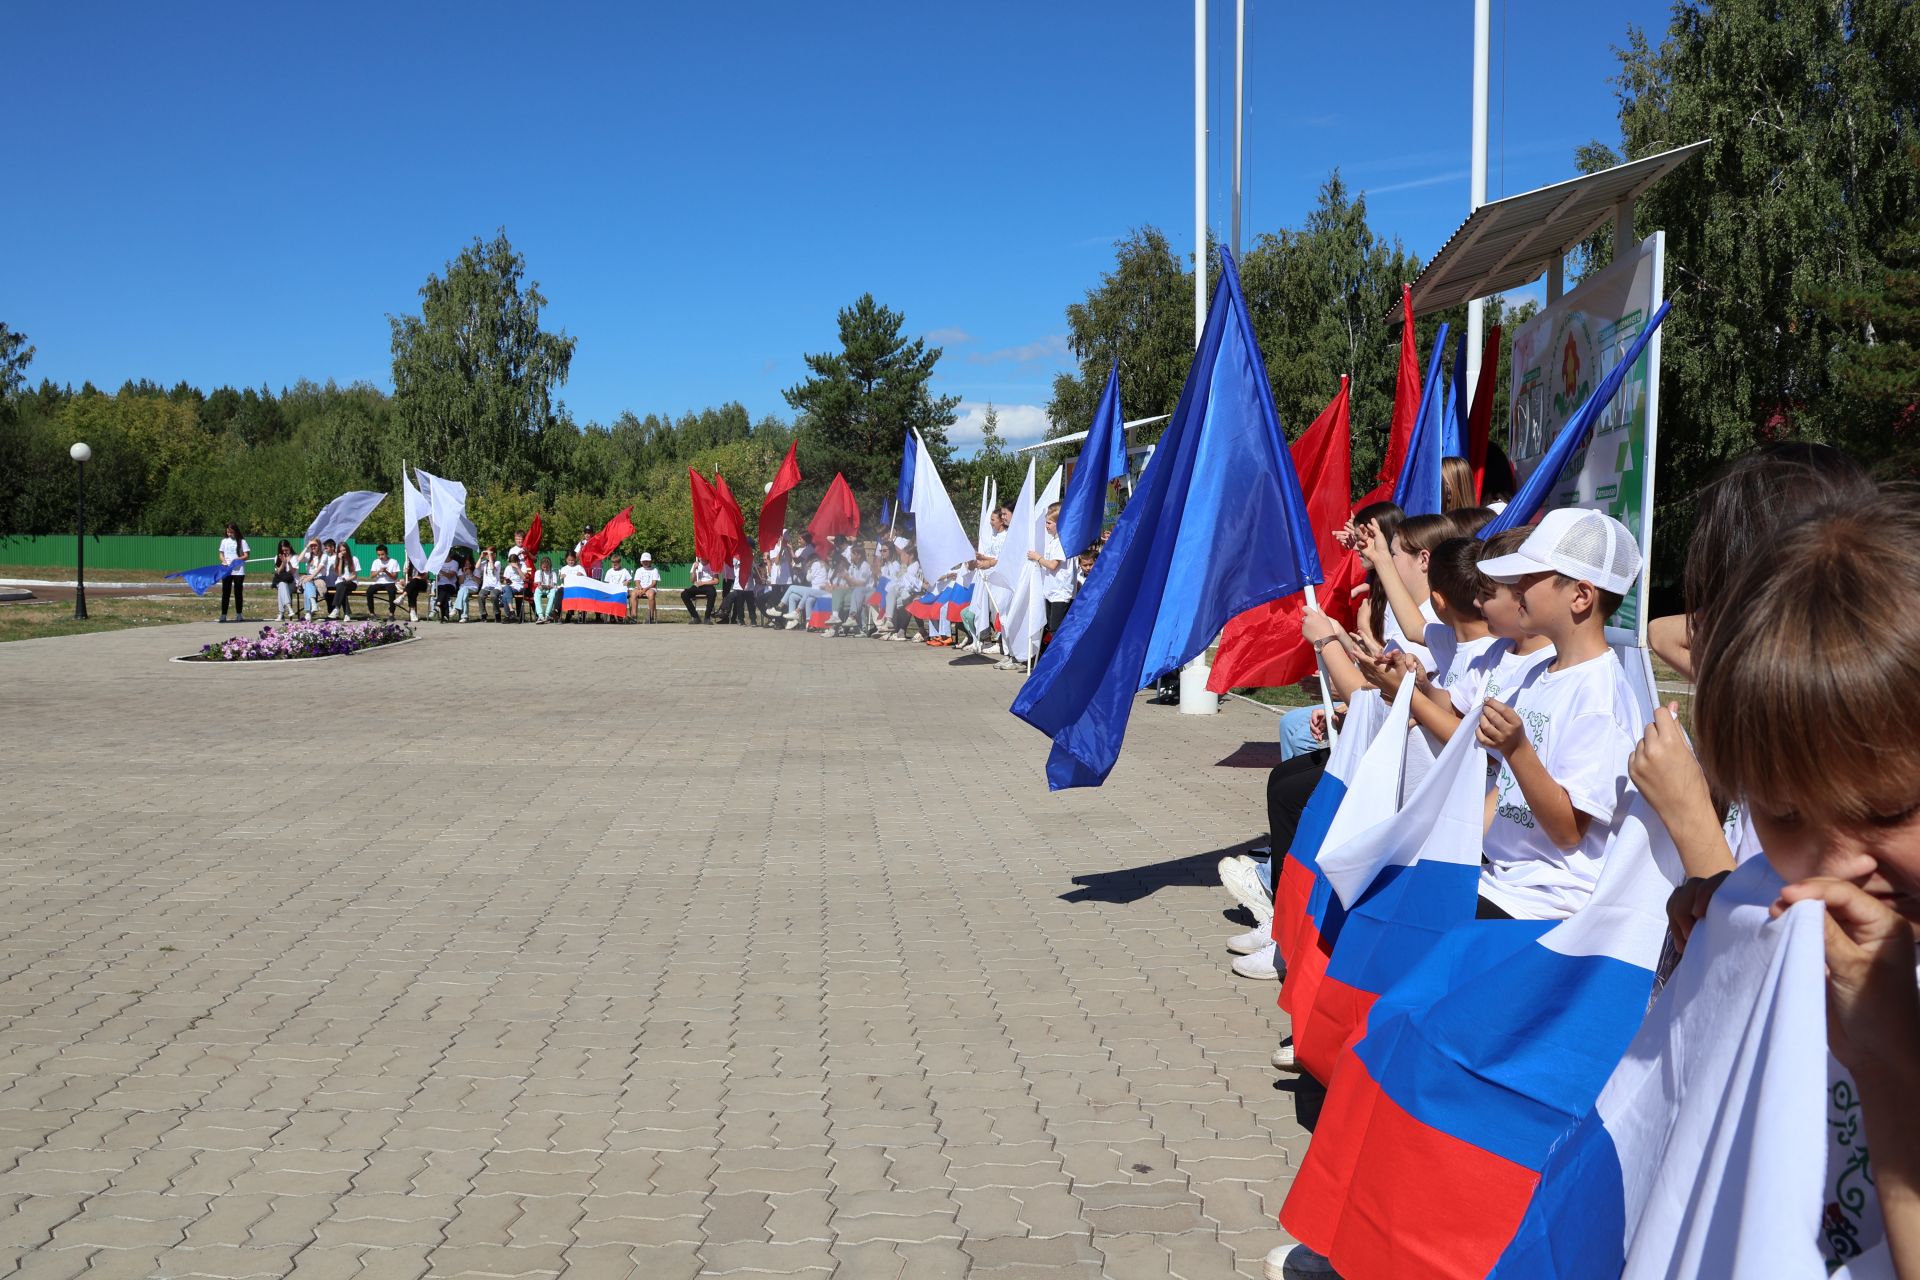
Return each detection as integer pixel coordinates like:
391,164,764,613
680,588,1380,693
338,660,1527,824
1010,249,1322,790
1057,360,1126,559
1393,323,1450,516
1441,331,1469,459
165,562,236,596
1480,299,1673,539
895,432,917,515
881,496,893,527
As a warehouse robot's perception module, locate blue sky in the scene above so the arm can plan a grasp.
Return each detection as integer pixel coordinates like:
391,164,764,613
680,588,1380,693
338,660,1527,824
8,1,1673,454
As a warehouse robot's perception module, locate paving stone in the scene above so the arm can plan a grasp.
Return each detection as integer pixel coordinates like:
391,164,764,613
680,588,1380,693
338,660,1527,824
0,623,1304,1280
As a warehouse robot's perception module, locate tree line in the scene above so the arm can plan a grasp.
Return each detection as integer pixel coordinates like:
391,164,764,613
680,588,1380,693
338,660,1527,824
4,0,1914,586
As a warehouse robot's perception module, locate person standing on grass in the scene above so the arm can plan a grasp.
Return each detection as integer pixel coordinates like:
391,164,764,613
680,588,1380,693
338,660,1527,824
217,521,250,623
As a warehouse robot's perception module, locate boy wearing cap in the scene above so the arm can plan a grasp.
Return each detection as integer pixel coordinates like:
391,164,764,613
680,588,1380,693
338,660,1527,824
629,553,660,622
1472,507,1644,921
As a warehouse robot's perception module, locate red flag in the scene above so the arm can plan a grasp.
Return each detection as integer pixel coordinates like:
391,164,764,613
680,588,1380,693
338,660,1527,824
713,472,748,573
688,468,724,568
578,506,634,575
1356,283,1424,509
757,441,803,554
806,472,861,553
1467,324,1502,500
1209,378,1359,692
521,514,543,558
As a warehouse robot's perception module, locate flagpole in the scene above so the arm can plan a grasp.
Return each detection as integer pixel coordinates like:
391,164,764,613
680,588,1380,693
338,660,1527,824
1465,0,1491,394
1232,0,1244,260
1194,0,1208,346
1302,582,1340,747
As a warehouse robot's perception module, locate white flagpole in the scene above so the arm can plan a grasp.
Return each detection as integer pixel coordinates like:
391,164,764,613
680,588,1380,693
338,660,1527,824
1303,582,1340,747
1194,0,1208,345
1465,0,1491,393
1232,0,1244,260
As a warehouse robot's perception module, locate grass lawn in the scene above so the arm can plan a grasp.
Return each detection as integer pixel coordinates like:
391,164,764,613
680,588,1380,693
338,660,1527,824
0,593,211,643
0,563,177,582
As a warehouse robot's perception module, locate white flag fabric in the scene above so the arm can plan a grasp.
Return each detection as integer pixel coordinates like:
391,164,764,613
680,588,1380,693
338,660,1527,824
416,467,474,575
304,491,387,545
1036,465,1062,521
402,474,429,572
987,459,1038,597
909,431,977,580
1312,679,1419,906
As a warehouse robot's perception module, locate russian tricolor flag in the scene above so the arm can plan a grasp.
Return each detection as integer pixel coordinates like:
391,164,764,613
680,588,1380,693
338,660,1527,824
806,595,835,628
1271,691,1393,979
561,579,627,617
1287,691,1488,1082
1282,776,1691,1279
1490,857,1833,1280
905,583,969,622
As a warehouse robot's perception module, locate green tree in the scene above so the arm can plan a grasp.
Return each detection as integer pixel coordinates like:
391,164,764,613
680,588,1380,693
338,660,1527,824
967,401,1023,503
1048,227,1199,449
1579,0,1920,572
784,294,960,512
388,231,577,491
0,322,34,404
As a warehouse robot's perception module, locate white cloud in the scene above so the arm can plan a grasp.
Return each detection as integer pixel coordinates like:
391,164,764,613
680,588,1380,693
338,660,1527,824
968,335,1071,366
925,327,972,345
946,402,1053,455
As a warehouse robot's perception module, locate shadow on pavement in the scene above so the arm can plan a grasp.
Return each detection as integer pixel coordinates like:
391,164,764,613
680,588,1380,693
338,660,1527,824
1216,740,1283,769
1061,839,1268,905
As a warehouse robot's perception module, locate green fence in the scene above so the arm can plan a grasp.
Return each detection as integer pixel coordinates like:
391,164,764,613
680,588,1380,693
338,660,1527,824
0,534,693,588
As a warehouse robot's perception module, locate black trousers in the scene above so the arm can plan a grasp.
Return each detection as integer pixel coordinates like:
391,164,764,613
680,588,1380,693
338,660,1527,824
405,580,429,614
682,584,716,620
1475,896,1515,920
723,587,759,625
364,583,398,615
329,580,359,614
1042,598,1070,649
435,584,457,617
220,575,245,616
1266,747,1331,863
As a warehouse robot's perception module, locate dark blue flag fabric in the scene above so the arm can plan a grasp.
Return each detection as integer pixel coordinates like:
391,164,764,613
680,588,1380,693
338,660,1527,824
165,562,236,596
1480,300,1673,539
1010,249,1322,790
895,432,917,516
881,497,892,527
1057,360,1125,558
1441,332,1469,460
1393,323,1450,516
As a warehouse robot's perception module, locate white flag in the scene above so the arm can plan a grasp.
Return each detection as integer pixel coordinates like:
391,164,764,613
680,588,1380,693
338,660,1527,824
304,491,387,545
401,473,429,572
909,431,976,581
415,467,473,575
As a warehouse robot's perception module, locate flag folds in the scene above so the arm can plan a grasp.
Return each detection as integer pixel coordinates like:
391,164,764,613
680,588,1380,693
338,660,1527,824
522,514,543,559
895,433,918,516
689,470,725,568
560,579,628,618
304,491,386,545
1482,300,1673,537
1208,377,1356,692
808,472,861,550
1010,248,1321,789
1468,324,1502,500
908,432,975,580
1489,858,1831,1280
1057,361,1125,558
415,468,473,575
758,442,802,553
1393,322,1450,516
164,562,237,595
578,507,634,575
1359,284,1423,508
713,473,748,570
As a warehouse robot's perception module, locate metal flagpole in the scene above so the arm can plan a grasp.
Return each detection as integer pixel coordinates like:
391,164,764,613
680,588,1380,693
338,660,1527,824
1194,0,1208,346
1465,0,1491,393
1232,0,1244,260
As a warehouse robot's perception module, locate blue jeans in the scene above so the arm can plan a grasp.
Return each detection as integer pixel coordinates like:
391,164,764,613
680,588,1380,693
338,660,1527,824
1279,705,1322,761
453,585,474,618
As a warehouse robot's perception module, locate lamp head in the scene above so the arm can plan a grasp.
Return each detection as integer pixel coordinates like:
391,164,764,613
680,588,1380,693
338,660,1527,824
69,442,92,463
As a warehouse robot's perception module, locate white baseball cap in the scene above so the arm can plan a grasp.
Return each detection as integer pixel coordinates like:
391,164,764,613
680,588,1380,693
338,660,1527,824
1478,507,1643,596
639,552,653,562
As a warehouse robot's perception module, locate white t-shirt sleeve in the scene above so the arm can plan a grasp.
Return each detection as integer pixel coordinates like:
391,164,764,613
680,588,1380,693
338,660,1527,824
1541,710,1635,826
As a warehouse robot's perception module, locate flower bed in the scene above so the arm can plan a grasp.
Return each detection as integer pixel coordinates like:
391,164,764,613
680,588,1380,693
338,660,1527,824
187,619,416,662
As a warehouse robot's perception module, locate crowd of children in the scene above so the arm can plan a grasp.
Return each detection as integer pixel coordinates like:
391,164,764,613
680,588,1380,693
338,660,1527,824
1212,444,1917,1280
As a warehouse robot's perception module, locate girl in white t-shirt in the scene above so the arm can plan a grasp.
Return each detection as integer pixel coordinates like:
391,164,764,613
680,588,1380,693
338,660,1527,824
217,522,250,622
1684,495,1920,1278
533,556,560,623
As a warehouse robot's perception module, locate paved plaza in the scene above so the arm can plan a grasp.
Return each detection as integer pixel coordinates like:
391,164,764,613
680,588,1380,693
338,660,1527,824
0,621,1311,1279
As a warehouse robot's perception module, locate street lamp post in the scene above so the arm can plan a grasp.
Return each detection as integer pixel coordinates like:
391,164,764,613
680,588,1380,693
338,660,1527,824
70,442,91,620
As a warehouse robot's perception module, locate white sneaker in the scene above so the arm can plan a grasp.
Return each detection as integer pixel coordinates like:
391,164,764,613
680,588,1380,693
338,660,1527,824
785,617,804,630
994,657,1018,670
1227,925,1271,956
1231,942,1280,980
409,610,419,623
1263,1243,1336,1280
1272,1040,1304,1073
1220,857,1274,924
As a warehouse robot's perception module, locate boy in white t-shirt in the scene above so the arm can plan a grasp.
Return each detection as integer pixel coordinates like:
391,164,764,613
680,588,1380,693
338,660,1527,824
602,555,634,625
630,553,661,623
1473,508,1645,921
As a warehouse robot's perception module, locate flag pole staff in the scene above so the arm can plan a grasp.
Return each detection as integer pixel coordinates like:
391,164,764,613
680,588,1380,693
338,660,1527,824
1194,0,1208,346
1465,0,1491,393
1231,0,1244,260
1302,582,1340,747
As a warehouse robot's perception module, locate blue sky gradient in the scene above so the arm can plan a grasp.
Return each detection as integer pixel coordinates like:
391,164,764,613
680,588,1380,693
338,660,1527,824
8,1,1673,452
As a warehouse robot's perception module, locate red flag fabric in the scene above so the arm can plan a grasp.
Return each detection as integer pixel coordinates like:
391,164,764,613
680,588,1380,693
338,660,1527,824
1467,324,1502,500
688,468,725,568
806,472,861,552
1376,284,1421,491
713,472,748,574
578,506,634,575
757,442,803,554
1209,378,1359,692
522,514,543,557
